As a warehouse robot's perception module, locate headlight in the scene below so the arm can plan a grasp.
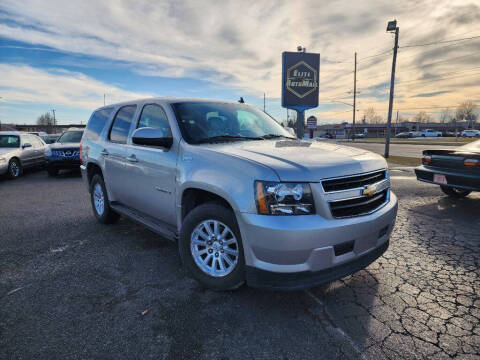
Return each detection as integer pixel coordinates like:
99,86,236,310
45,148,52,156
0,157,6,163
255,181,315,215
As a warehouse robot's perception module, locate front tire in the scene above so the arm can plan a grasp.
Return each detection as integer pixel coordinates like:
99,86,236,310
7,158,22,179
179,203,245,291
90,174,120,224
440,185,471,198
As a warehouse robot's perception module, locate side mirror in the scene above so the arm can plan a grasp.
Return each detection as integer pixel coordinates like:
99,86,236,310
23,142,32,148
132,127,172,148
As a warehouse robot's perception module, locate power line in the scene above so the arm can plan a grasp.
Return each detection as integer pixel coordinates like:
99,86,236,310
397,51,480,72
396,71,480,86
357,65,480,85
357,49,392,62
401,35,480,48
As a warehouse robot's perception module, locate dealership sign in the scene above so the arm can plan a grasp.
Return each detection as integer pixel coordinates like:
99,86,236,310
307,116,317,129
282,51,320,110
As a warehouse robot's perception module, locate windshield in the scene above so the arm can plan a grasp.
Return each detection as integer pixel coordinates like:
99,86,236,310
172,102,293,144
57,131,83,143
0,135,20,148
461,139,480,152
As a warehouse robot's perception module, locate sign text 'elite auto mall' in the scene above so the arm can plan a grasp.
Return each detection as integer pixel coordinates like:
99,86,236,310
281,52,320,109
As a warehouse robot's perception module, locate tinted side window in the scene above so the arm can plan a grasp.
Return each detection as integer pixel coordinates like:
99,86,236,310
109,105,137,144
84,108,113,141
138,104,170,135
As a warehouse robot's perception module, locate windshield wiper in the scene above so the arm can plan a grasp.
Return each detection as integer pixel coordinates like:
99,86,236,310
260,134,296,140
196,135,263,143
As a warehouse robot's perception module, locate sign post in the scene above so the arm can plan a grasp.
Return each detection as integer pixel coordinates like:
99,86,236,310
282,51,320,139
307,116,317,139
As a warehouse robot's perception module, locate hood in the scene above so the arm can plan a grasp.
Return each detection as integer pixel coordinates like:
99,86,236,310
49,142,80,149
0,148,19,156
201,140,387,181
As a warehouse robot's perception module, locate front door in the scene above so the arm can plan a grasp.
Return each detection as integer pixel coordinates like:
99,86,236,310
103,105,138,202
19,135,37,168
123,103,177,226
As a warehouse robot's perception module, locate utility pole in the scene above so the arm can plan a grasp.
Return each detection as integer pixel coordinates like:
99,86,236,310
263,92,266,112
352,52,357,141
385,20,399,158
104,94,106,106
395,110,399,135
51,109,56,134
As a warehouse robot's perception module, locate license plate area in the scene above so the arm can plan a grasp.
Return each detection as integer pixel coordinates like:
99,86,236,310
433,174,447,184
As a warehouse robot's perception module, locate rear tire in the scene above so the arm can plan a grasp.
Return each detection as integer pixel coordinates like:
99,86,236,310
7,158,22,179
179,203,245,291
90,174,120,224
440,185,471,198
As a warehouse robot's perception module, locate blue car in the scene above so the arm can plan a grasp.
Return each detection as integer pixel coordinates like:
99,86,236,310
45,129,83,176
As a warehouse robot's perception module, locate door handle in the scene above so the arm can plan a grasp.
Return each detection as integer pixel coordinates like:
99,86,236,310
126,154,138,163
100,149,109,156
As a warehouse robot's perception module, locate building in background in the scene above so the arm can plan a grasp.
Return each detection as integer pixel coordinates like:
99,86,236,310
315,121,479,138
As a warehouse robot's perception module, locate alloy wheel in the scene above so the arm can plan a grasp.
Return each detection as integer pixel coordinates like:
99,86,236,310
190,220,239,277
93,183,105,215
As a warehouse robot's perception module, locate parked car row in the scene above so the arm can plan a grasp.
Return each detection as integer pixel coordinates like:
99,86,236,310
2,98,478,292
395,129,480,139
0,129,83,179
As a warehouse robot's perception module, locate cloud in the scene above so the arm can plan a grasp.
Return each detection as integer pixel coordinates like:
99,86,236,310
412,91,451,98
0,0,479,123
0,63,152,109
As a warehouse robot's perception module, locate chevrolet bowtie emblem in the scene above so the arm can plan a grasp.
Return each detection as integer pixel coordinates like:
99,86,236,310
363,185,377,197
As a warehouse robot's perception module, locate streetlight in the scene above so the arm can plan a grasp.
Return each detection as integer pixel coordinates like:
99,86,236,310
384,20,399,158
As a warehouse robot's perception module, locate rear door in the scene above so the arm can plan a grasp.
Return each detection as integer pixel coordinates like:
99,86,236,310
29,135,46,165
103,105,138,202
123,103,177,225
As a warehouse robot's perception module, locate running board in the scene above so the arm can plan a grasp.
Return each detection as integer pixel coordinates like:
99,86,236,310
110,203,177,241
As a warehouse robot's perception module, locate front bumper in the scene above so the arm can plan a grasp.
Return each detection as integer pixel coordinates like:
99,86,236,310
415,165,480,191
236,192,398,289
47,157,81,170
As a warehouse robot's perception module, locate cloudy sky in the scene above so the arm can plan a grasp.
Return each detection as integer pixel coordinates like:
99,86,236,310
0,0,479,125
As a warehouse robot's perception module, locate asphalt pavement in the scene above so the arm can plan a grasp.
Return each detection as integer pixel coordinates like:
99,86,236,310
1,169,479,359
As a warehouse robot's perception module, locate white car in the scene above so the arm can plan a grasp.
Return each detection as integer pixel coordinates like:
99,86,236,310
461,129,480,138
419,129,442,137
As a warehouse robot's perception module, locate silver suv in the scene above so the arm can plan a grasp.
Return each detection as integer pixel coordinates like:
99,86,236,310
80,98,398,290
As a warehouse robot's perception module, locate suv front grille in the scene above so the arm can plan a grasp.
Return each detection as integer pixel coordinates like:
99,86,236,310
322,170,386,192
53,150,79,157
329,189,389,218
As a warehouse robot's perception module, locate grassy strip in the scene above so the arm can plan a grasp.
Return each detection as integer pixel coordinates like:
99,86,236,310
385,156,420,167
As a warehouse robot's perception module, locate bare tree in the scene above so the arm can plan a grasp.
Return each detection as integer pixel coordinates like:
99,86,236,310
439,108,452,123
413,111,431,123
363,107,382,124
37,112,55,126
456,100,478,128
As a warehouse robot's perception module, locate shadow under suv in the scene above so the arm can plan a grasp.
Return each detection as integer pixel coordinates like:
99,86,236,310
80,98,398,290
